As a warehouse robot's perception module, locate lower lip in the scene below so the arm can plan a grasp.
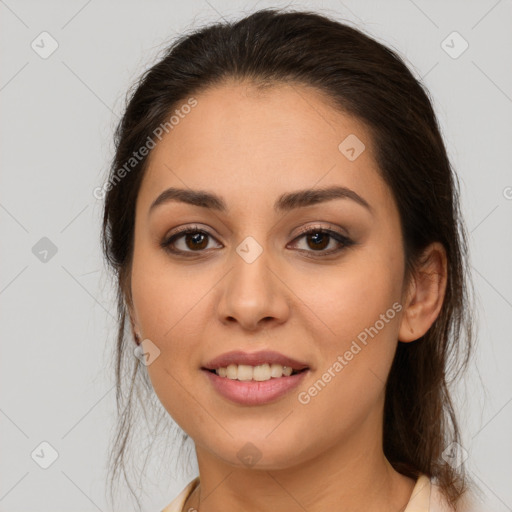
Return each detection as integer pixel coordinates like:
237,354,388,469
202,369,309,406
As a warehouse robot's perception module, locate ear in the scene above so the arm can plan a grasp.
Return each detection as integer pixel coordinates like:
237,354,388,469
398,242,448,343
126,298,142,345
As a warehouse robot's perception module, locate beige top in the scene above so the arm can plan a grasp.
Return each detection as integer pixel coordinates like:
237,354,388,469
161,473,476,512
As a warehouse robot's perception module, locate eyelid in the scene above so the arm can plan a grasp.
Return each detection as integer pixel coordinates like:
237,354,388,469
291,222,349,239
164,223,215,239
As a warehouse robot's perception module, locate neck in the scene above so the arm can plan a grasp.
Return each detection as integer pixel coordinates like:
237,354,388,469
184,416,416,512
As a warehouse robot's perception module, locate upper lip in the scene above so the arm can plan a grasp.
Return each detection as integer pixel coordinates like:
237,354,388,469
202,350,309,371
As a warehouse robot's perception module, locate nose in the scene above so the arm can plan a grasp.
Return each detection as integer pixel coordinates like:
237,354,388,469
216,244,291,332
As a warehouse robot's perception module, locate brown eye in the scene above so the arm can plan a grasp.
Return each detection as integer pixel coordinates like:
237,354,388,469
183,232,209,250
161,226,222,255
304,231,330,250
289,227,354,256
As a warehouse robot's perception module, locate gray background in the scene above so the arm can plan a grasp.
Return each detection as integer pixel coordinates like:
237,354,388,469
1,0,511,510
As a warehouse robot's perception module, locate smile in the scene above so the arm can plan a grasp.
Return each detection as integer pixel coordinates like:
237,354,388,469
202,366,309,406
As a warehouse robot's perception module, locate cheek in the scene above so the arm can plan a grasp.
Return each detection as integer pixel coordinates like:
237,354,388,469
130,252,209,431
291,282,400,446
299,249,402,346
131,241,207,342
130,244,219,397
294,248,402,403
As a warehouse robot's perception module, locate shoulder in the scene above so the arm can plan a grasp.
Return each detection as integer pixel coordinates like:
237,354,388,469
161,476,199,512
405,474,485,512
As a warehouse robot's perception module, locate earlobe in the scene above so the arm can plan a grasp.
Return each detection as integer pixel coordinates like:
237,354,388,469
398,242,448,343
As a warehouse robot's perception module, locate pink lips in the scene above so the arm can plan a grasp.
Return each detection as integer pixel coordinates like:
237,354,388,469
201,350,310,406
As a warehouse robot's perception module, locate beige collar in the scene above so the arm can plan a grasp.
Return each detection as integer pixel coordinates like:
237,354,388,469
162,473,456,512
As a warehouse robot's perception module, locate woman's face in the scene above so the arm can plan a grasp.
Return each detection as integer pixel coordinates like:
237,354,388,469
129,81,408,469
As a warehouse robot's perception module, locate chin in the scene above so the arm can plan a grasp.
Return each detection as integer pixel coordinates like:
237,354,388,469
203,432,312,471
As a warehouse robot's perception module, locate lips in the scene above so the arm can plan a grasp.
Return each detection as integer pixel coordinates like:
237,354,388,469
202,350,310,371
203,368,309,406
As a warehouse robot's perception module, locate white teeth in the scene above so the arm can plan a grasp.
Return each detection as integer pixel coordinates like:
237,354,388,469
281,365,293,377
214,363,297,381
226,364,238,379
253,363,271,381
271,363,287,378
237,364,253,381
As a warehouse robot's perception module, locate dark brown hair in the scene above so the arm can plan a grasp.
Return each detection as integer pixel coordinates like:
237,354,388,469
101,7,475,510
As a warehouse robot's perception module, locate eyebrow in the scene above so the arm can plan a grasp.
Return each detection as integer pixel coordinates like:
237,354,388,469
148,185,373,216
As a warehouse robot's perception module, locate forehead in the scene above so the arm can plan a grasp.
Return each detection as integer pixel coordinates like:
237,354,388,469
139,81,391,214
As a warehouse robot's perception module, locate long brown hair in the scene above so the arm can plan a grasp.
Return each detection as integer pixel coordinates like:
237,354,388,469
101,8,475,510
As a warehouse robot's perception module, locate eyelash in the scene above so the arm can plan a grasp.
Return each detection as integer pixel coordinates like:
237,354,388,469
160,224,355,258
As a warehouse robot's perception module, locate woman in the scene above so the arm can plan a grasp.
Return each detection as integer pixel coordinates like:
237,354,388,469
101,8,480,512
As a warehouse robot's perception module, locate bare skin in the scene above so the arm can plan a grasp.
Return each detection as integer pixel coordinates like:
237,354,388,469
128,80,447,512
